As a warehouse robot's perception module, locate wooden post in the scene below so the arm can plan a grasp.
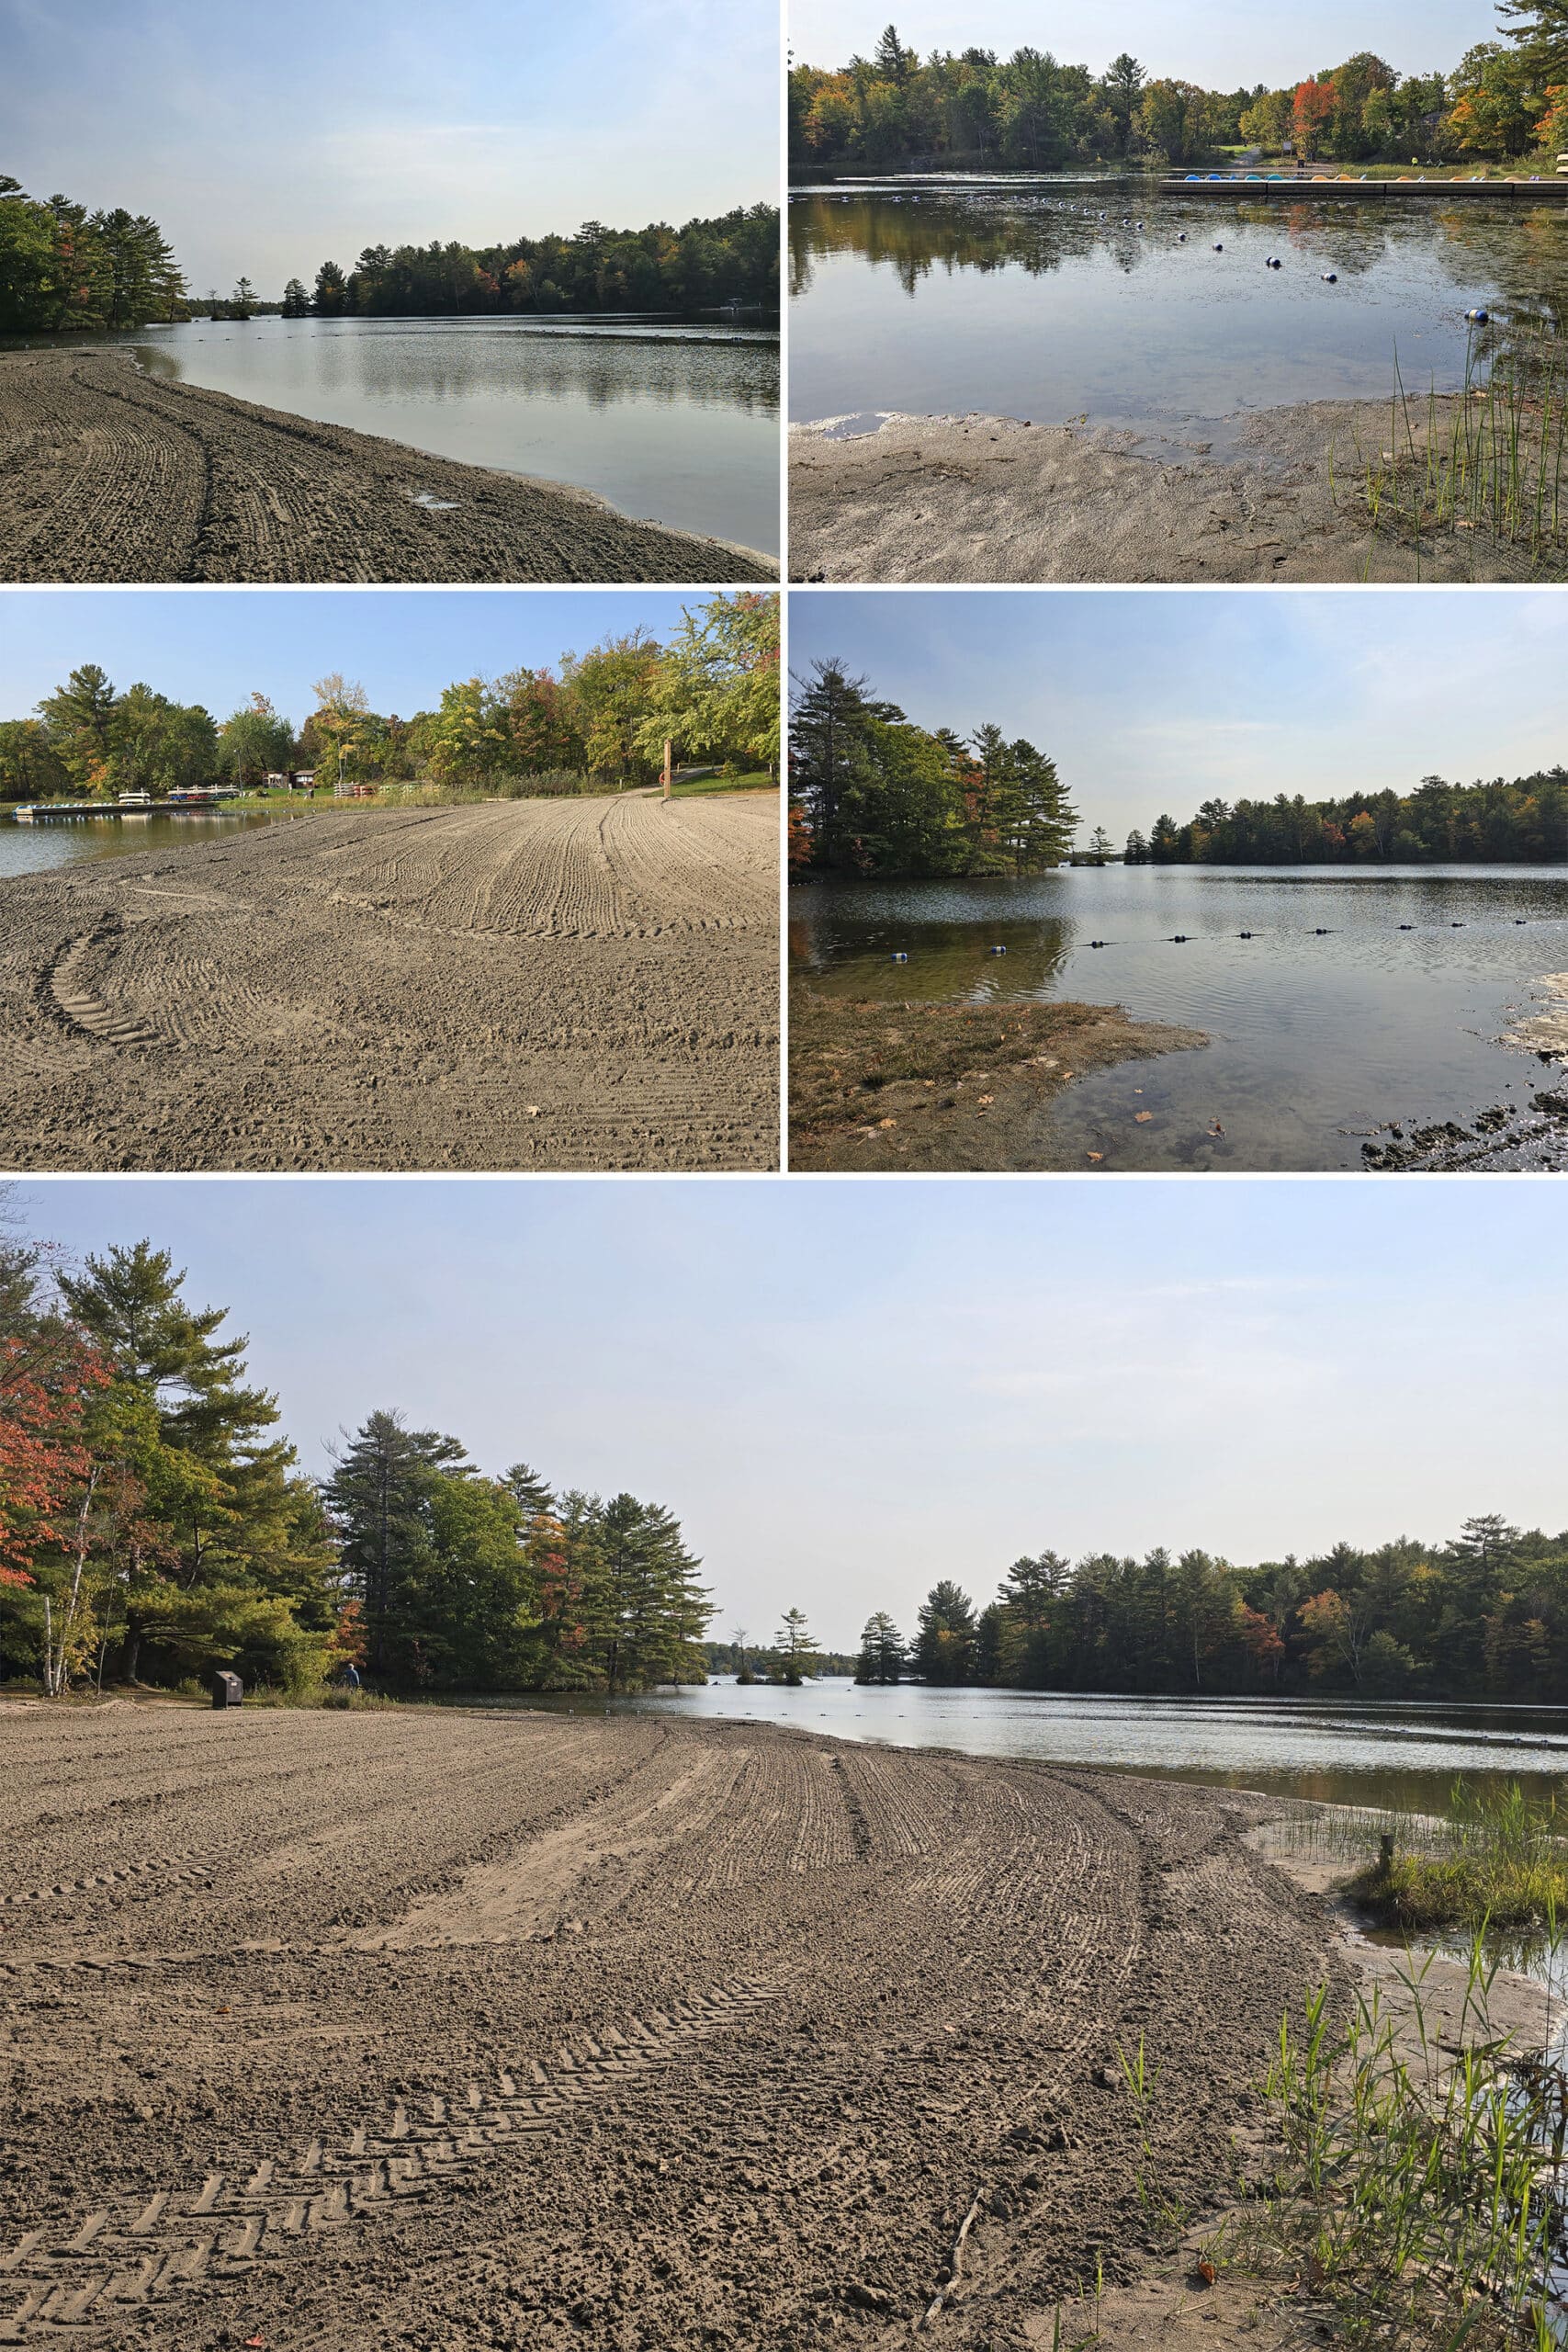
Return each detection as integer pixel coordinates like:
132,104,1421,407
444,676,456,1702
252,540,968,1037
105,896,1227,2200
1379,1832,1395,1874
662,740,672,802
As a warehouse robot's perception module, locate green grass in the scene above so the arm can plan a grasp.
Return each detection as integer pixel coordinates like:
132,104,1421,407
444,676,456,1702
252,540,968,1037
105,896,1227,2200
669,770,774,797
1352,1783,1568,1936
1250,1941,1568,2348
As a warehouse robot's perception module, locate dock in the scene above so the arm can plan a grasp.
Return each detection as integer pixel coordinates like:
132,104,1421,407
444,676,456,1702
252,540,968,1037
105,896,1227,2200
1163,175,1568,204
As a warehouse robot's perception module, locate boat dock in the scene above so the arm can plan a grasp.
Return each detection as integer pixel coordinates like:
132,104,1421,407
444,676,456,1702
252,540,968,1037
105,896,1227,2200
10,794,242,823
1164,175,1568,204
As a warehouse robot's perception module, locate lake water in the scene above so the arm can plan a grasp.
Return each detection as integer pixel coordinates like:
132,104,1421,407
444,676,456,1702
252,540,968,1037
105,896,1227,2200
121,312,780,553
0,808,311,879
790,864,1568,1170
789,183,1568,437
532,1676,1568,1818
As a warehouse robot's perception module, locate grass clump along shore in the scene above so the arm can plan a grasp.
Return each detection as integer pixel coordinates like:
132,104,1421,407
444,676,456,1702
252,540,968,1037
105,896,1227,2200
1350,1781,1568,1935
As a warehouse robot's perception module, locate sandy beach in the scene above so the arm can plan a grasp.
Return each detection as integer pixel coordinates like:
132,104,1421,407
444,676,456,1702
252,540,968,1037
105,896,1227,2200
0,351,775,584
789,401,1556,584
0,1703,1334,2351
0,797,779,1171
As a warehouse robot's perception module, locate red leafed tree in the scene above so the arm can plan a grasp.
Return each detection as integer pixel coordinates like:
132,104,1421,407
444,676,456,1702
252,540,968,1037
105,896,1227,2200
1292,77,1339,156
0,1329,108,1582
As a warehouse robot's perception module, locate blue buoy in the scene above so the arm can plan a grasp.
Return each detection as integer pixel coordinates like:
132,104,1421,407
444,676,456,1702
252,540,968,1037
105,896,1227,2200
1466,308,1491,325
1213,242,1224,252
1322,272,1338,283
989,945,1008,956
891,951,909,964
1178,232,1188,243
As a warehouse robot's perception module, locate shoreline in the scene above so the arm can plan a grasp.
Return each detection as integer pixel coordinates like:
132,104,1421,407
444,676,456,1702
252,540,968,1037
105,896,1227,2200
789,399,1562,584
0,797,779,1171
788,989,1208,1170
0,348,776,583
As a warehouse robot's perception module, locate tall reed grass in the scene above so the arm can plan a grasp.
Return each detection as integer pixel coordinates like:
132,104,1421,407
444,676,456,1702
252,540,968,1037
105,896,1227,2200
1338,326,1568,577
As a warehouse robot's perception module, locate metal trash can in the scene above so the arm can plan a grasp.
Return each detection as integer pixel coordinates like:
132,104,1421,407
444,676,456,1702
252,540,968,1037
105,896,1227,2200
211,1670,243,1710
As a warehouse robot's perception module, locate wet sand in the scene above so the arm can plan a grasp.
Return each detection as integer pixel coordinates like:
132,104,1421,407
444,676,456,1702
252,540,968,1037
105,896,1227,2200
0,797,779,1171
0,351,775,583
0,1703,1334,2351
789,989,1206,1170
789,400,1556,584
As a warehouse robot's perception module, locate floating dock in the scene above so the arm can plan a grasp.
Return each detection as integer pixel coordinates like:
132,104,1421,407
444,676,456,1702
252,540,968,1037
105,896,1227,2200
1164,175,1568,204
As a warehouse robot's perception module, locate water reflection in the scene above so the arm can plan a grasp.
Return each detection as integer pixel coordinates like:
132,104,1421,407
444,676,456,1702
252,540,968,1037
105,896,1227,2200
791,865,1568,1169
789,187,1568,430
118,313,781,549
0,809,305,881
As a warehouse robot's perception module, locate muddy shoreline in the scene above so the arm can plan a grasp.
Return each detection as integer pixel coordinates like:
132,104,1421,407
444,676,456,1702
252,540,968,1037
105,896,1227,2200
0,350,775,583
789,399,1560,584
0,1702,1337,2351
789,989,1207,1170
0,797,779,1171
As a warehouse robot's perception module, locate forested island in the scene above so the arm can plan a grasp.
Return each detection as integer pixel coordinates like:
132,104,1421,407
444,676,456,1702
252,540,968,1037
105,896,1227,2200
790,8,1568,173
0,593,779,804
788,658,1079,876
0,1211,715,1697
1126,770,1568,865
853,1519,1568,1702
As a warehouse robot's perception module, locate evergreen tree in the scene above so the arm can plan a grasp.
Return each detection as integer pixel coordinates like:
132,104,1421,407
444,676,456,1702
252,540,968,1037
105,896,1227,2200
774,1604,819,1684
280,277,310,318
312,260,348,315
915,1579,977,1683
323,1410,468,1677
855,1610,906,1682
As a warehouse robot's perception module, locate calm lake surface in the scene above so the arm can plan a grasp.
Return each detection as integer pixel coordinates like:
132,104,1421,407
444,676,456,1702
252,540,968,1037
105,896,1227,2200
791,865,1568,1170
533,1676,1568,1818
790,182,1568,436
0,808,312,879
123,313,779,552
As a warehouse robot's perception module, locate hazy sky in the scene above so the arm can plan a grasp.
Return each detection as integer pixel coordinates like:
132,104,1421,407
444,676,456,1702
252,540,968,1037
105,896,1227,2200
790,1,1500,82
0,590,707,728
788,590,1568,840
12,1177,1564,1649
1,0,779,295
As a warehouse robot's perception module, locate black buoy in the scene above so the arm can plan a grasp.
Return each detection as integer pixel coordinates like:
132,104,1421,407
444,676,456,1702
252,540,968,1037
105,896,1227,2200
1089,939,1109,949
1213,242,1224,252
1451,922,1465,928
1399,923,1416,931
1238,931,1255,939
1314,928,1331,935
1178,232,1188,243
1170,934,1191,944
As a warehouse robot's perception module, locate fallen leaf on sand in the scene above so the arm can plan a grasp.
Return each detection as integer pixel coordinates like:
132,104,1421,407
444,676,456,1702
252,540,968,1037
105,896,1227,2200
525,1104,541,1118
878,1117,897,1129
977,1095,995,1107
1087,1151,1104,1163
1196,2258,1217,2288
1134,1111,1154,1124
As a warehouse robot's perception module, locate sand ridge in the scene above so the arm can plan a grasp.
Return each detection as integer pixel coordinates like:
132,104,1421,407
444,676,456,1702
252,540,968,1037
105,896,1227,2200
0,796,780,1170
0,351,776,584
0,1704,1334,2350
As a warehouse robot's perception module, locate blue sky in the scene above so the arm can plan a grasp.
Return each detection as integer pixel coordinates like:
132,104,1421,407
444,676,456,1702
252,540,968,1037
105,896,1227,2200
12,1176,1565,1646
0,590,708,727
1,0,778,295
788,590,1568,840
790,1,1503,82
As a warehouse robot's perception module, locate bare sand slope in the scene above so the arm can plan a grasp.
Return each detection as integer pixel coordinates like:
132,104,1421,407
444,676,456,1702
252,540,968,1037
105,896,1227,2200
0,797,779,1170
790,403,1552,583
0,352,774,583
0,1705,1332,2352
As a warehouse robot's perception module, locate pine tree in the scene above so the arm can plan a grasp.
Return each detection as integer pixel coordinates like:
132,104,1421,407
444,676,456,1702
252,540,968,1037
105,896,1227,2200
323,1410,468,1677
774,1605,819,1685
915,1580,977,1683
855,1611,905,1682
280,277,310,318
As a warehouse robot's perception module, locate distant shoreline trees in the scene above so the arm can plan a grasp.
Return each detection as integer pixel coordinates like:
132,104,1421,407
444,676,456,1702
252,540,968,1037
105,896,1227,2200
844,1517,1568,1703
0,594,780,804
1124,771,1567,866
790,659,1078,878
789,17,1568,173
301,208,779,320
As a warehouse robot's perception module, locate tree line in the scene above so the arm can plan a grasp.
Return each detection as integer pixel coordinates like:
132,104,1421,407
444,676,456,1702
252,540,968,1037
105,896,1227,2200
0,594,780,804
789,658,1078,877
286,208,779,321
852,1515,1568,1702
0,1208,713,1699
1124,770,1568,866
790,10,1568,173
0,177,186,333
